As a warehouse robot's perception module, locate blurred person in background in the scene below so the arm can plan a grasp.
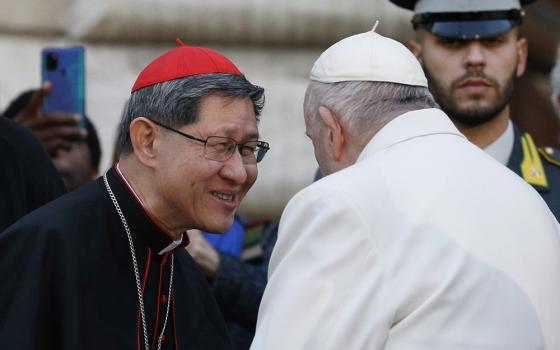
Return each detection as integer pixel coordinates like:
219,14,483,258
51,117,101,190
251,28,560,350
393,0,560,220
4,86,100,191
0,115,65,231
0,43,268,349
199,216,246,257
187,219,277,350
0,82,75,231
551,45,560,117
4,82,86,157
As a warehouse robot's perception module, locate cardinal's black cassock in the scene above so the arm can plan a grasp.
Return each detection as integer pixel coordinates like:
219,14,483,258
0,166,233,349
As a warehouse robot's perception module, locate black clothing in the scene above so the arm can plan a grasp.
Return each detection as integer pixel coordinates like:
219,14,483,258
507,126,560,221
0,167,233,349
0,116,65,231
211,221,278,350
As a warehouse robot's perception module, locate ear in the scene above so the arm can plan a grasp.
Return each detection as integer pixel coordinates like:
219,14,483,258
318,106,345,161
515,37,528,77
408,40,423,60
129,117,159,167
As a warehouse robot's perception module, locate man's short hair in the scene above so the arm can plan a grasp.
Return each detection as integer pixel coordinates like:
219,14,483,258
304,80,438,136
118,73,265,154
551,46,560,114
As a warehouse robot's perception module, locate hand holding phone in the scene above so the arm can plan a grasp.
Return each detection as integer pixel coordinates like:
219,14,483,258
13,82,86,156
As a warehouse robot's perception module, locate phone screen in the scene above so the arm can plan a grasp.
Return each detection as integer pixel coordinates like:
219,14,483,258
41,46,85,128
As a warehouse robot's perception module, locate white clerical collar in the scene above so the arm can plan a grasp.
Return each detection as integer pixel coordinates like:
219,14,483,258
115,163,183,255
483,120,514,166
158,238,184,255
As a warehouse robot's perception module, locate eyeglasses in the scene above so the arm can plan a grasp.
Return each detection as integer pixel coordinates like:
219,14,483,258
150,119,270,164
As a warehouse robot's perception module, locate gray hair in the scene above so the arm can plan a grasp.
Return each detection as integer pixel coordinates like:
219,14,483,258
304,80,438,138
118,73,265,154
551,45,560,115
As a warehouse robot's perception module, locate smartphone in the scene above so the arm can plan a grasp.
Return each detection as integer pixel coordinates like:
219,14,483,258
41,46,86,128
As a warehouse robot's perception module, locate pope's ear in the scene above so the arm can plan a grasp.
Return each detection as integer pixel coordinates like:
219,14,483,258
318,106,345,160
129,117,159,167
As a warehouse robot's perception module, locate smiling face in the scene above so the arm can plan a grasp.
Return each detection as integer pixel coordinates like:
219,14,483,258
410,29,527,127
153,93,259,233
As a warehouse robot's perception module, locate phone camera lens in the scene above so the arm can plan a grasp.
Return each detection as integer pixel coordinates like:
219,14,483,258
46,53,58,71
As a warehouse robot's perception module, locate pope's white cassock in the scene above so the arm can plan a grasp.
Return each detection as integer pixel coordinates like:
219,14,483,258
251,108,560,349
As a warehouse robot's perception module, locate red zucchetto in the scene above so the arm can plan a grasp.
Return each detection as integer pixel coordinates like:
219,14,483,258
131,40,241,93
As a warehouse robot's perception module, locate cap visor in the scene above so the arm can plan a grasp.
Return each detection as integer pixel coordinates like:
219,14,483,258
431,19,517,39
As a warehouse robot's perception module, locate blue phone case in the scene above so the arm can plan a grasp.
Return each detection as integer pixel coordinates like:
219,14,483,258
41,46,85,128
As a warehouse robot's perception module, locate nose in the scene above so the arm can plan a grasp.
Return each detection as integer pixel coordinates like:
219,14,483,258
463,41,485,71
220,149,248,185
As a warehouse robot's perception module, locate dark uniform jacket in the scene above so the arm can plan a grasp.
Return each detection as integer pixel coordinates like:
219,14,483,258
0,167,233,350
507,126,560,221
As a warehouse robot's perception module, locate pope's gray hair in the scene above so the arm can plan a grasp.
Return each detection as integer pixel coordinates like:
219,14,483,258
551,45,560,115
304,80,438,138
118,73,264,154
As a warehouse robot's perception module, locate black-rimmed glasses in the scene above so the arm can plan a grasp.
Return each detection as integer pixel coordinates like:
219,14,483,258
151,119,270,164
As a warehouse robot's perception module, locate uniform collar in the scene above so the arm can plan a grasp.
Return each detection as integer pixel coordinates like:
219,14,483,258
507,126,550,192
483,119,514,166
105,165,189,255
357,108,465,162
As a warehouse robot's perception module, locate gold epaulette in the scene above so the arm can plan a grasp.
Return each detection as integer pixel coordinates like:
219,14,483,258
520,133,549,189
538,146,560,167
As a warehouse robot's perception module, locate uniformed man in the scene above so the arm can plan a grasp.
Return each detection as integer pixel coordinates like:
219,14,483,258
389,0,560,219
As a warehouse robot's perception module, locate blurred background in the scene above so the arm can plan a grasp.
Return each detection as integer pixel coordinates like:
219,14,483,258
1,0,559,220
